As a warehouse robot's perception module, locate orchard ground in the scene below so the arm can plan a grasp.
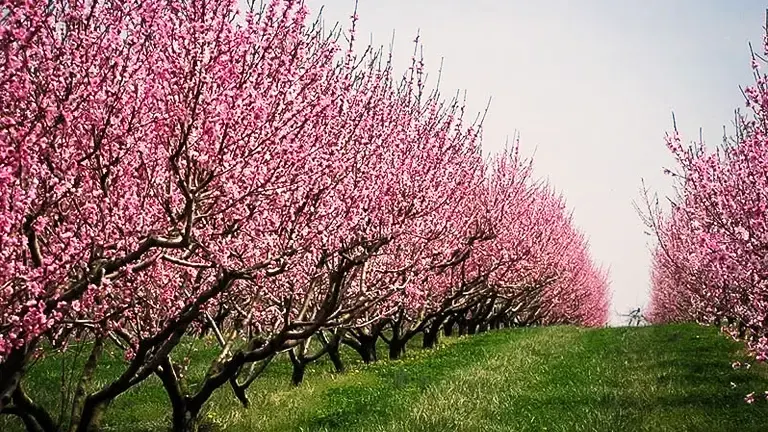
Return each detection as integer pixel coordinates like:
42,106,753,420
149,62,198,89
4,324,768,432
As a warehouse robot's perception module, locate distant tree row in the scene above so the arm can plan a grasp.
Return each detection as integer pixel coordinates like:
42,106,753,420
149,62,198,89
645,17,768,364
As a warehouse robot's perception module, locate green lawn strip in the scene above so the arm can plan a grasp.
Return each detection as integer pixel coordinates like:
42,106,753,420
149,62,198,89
370,326,584,432
5,325,768,432
483,325,624,432
479,324,768,432
229,332,515,432
614,324,768,431
367,324,768,432
475,323,768,432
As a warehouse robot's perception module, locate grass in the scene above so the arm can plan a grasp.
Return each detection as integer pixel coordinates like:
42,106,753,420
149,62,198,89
4,324,768,431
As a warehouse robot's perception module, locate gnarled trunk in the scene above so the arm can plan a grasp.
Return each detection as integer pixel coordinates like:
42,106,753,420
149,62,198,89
344,330,380,364
290,362,307,387
0,343,35,412
388,339,406,360
457,319,468,336
3,385,57,432
443,318,455,337
422,316,446,349
327,344,344,373
68,337,105,432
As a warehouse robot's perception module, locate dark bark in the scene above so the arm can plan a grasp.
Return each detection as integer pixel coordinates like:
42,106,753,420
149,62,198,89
74,397,112,432
359,334,378,363
173,331,304,430
172,405,202,432
317,330,345,373
443,318,455,337
288,350,307,386
155,356,225,432
0,343,35,412
467,322,478,335
291,362,307,386
287,330,346,386
4,386,57,432
345,326,382,364
422,329,438,349
199,307,230,339
422,316,446,349
155,357,191,432
388,339,405,360
75,273,239,432
387,316,406,360
457,320,467,336
386,316,428,360
342,333,378,363
327,344,344,373
229,355,273,408
0,405,44,432
68,337,104,432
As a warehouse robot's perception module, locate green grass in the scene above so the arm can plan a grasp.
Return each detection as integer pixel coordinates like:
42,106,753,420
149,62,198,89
4,324,768,431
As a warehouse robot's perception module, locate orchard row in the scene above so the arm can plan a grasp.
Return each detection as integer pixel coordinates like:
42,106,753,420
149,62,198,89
647,20,768,364
0,1,609,431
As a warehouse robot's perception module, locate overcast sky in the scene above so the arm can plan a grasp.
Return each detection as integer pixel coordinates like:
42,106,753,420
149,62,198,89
302,0,765,324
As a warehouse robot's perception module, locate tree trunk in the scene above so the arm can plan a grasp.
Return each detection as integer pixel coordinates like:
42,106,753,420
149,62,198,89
388,340,405,360
467,322,477,335
0,343,35,412
288,350,307,386
359,333,378,363
388,317,405,360
7,386,57,432
327,346,344,373
291,362,306,386
423,317,445,349
343,329,381,364
422,329,438,349
457,320,467,336
156,357,204,432
173,406,202,432
353,336,378,363
320,331,345,373
75,397,111,432
738,322,747,339
443,319,455,337
167,395,203,432
68,338,104,432
0,405,44,432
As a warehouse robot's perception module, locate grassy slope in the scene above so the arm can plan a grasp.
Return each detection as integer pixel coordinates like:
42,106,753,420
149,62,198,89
4,324,768,431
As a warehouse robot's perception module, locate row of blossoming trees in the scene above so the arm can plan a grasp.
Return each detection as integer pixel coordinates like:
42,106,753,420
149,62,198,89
0,1,609,431
646,21,768,362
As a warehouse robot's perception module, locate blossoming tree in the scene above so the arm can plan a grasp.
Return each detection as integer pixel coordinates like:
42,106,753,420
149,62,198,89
1,1,610,431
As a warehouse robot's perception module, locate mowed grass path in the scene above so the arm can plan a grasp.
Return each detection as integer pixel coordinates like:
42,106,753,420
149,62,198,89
5,324,768,431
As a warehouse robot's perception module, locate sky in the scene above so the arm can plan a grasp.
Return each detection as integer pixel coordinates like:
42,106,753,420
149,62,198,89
302,0,766,325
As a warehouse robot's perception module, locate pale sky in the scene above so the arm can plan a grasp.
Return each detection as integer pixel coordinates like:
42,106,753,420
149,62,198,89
303,0,765,324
